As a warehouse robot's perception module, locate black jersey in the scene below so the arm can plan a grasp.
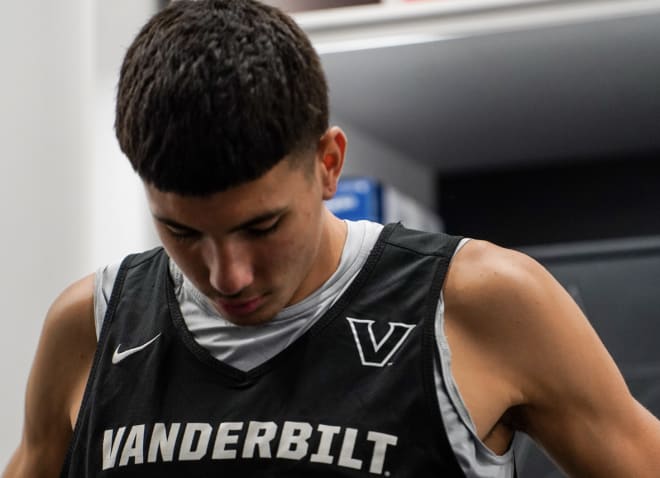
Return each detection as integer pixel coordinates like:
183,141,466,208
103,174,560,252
61,223,466,477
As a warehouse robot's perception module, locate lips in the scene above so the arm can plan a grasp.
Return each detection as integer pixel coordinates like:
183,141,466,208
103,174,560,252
216,296,264,317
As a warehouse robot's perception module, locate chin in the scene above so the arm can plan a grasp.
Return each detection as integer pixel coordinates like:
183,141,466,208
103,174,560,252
223,301,280,326
227,313,276,327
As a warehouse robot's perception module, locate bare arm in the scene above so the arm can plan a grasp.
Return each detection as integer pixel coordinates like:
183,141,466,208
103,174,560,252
3,275,97,478
444,240,660,476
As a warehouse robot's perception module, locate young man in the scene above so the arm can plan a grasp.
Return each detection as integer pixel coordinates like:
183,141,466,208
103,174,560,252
4,1,660,476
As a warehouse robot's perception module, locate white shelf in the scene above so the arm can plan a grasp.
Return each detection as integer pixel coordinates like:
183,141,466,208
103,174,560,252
295,0,660,52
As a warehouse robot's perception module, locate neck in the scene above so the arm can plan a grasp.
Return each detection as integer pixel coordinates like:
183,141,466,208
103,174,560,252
288,208,347,307
324,208,348,272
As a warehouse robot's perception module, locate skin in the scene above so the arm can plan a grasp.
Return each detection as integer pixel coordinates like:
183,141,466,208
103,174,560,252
4,126,660,477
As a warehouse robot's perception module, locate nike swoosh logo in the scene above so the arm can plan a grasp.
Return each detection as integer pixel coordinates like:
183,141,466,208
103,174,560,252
112,333,162,364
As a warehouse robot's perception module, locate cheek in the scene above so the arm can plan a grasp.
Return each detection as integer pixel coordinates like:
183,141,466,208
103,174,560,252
160,241,208,284
257,236,303,271
256,229,314,277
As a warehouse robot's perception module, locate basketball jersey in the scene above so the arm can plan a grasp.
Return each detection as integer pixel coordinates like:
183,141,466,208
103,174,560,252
64,222,517,477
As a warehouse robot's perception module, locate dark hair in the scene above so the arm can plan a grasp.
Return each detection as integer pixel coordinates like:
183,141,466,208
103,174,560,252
115,0,329,195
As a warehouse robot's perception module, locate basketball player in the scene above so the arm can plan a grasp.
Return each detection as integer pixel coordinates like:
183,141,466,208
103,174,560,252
4,1,660,476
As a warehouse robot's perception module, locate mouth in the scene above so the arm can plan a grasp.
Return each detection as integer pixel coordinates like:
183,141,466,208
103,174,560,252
215,296,264,317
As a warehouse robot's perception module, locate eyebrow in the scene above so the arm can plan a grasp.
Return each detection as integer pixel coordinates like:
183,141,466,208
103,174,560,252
152,207,288,234
152,216,198,232
229,208,288,232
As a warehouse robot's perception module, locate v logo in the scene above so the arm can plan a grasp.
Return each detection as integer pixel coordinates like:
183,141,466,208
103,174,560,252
346,317,415,367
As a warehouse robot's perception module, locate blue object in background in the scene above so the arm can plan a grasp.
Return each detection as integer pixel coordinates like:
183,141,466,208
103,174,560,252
325,177,382,222
326,176,443,232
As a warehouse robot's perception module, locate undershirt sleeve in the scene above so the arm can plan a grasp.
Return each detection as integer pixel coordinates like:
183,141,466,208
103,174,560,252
93,262,121,340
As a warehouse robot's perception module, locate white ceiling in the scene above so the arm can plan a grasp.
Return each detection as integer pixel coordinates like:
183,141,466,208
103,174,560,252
303,1,660,173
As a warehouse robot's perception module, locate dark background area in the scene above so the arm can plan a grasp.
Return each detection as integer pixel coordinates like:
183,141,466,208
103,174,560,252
438,154,660,248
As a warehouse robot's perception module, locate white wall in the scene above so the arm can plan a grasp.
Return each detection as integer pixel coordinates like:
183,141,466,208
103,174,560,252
0,0,158,468
91,1,161,269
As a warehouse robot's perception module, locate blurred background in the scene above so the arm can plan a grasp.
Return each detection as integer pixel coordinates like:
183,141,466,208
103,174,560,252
1,0,660,475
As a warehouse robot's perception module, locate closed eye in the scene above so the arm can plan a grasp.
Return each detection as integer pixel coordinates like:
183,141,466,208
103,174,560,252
165,225,201,242
246,218,281,237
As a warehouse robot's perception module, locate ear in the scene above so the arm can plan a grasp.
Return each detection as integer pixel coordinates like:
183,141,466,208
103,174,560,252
316,126,347,200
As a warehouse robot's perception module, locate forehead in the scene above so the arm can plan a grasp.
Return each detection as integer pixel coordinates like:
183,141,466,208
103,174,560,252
144,158,314,228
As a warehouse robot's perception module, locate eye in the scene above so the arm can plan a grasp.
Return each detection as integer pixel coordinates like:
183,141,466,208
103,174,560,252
166,225,200,243
247,219,281,237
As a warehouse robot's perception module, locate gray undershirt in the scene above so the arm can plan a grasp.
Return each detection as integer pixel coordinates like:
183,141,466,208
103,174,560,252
94,219,514,477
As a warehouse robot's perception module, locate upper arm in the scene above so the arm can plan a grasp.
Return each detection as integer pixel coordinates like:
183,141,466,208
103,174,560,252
444,240,660,476
3,274,97,478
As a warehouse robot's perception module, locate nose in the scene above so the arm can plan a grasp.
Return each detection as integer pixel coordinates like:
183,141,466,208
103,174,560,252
203,238,253,297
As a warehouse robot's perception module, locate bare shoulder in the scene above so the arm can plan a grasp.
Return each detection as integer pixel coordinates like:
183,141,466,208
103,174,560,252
3,274,97,478
442,238,565,362
443,238,546,312
43,274,96,342
37,273,98,427
443,238,613,404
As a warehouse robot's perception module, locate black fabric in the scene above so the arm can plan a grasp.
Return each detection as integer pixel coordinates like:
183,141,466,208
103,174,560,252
61,223,466,477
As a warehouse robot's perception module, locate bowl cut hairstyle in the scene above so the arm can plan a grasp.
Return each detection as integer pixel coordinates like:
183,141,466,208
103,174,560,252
115,0,329,195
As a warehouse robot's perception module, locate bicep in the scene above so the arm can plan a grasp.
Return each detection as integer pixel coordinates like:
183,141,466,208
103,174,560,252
5,274,97,478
